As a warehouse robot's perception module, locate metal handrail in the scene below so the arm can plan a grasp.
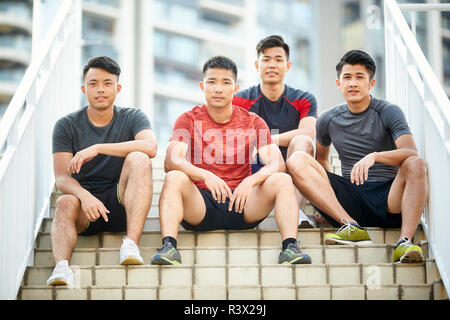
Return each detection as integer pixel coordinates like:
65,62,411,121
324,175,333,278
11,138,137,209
385,0,450,297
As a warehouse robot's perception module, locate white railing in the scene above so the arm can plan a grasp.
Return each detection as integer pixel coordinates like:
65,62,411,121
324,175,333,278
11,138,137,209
0,0,81,300
384,0,450,296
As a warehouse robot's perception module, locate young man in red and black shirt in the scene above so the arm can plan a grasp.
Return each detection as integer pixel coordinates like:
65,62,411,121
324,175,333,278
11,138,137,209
151,56,312,265
233,35,319,228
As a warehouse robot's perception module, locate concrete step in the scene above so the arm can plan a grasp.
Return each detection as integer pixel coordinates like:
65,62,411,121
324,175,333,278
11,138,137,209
19,283,446,300
19,271,447,300
20,262,443,291
23,260,441,286
34,227,428,249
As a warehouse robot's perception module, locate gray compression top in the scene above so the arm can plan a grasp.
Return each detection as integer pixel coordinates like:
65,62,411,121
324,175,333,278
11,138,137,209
52,105,151,193
316,96,411,182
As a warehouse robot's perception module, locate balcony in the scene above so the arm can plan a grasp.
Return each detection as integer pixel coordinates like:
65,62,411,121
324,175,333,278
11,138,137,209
0,1,32,33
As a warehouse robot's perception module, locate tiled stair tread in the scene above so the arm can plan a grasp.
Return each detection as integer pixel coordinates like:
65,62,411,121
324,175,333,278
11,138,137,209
32,245,430,266
35,227,427,248
22,262,439,287
19,283,445,300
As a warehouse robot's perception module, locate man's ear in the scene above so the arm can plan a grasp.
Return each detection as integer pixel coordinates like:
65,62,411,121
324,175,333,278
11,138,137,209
335,79,341,89
234,83,240,94
117,83,122,93
369,78,376,90
81,85,85,94
286,61,292,72
254,60,259,72
199,81,204,91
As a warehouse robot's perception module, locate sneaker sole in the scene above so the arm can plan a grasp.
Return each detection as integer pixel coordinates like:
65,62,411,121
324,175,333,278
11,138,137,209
399,250,424,264
324,238,373,246
298,220,315,229
150,256,181,265
47,278,70,286
281,255,312,264
120,256,144,265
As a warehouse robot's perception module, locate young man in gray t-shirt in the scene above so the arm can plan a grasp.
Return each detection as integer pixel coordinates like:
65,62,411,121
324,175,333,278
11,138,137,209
286,50,429,264
47,56,158,287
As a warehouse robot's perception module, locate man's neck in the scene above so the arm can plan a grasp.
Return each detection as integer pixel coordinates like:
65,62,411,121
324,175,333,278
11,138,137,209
347,95,372,114
260,82,285,102
205,104,233,124
87,105,114,126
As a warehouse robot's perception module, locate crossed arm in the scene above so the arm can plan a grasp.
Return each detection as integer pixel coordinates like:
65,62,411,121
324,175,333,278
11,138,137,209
271,116,316,147
315,133,418,184
54,129,157,222
164,140,285,213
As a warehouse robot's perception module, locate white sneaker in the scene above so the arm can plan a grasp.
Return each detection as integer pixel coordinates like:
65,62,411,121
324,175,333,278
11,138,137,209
298,209,317,228
120,236,144,265
47,260,74,287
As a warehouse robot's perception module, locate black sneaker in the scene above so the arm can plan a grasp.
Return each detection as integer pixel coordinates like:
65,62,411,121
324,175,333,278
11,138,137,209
150,241,182,265
278,241,312,264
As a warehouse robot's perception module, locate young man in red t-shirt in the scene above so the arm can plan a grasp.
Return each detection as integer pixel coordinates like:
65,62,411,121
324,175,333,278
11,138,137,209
151,56,312,265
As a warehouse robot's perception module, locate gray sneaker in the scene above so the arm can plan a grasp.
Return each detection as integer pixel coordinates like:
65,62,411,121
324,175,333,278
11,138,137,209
278,241,312,264
151,241,182,265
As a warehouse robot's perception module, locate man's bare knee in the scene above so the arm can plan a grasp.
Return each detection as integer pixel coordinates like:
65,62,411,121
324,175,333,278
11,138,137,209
401,156,427,180
54,195,80,222
265,172,294,190
163,170,191,190
125,151,152,171
286,151,313,176
55,195,80,213
289,135,314,155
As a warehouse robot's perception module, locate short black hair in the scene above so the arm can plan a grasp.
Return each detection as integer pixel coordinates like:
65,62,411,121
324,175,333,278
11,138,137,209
256,35,290,60
336,50,376,79
83,56,121,80
202,56,238,81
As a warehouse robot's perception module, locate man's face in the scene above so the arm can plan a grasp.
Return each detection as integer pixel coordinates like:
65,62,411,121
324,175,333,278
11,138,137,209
255,46,291,85
336,64,375,104
81,67,121,110
200,68,239,109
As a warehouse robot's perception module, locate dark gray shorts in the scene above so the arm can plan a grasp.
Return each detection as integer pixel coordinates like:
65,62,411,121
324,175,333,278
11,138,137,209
313,171,402,228
181,188,266,232
78,184,127,236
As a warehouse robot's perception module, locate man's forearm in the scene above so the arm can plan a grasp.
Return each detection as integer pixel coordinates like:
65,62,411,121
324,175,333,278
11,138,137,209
273,129,314,147
165,157,211,182
373,148,418,167
56,175,91,200
246,159,284,187
95,140,157,158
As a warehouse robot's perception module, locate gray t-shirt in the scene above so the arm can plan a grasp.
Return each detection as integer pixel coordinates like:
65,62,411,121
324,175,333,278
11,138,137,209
316,97,411,182
52,105,151,193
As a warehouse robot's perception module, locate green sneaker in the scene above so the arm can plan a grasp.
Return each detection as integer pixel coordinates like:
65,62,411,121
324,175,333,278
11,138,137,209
324,219,372,245
278,241,312,264
151,241,182,265
393,237,424,263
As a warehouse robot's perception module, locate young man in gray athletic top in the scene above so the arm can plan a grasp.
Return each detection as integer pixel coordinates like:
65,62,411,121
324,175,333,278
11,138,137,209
286,50,428,263
47,56,157,287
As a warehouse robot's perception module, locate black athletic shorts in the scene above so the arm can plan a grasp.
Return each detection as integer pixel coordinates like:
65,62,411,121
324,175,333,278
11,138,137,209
180,188,266,232
78,184,127,236
313,171,402,228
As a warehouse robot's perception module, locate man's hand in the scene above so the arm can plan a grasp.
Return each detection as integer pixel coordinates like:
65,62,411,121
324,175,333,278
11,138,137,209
229,177,254,213
68,145,98,174
79,192,110,222
204,171,233,204
350,152,377,185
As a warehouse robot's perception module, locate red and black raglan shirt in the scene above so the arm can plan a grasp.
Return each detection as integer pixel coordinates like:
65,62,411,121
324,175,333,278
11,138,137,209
169,104,272,190
233,84,318,161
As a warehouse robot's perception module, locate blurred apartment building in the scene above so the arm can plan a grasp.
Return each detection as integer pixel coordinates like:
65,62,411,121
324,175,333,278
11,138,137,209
0,0,448,151
0,0,32,118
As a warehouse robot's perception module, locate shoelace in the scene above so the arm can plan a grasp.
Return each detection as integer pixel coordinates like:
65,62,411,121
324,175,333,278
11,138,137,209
337,218,356,236
398,236,413,247
287,241,303,252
